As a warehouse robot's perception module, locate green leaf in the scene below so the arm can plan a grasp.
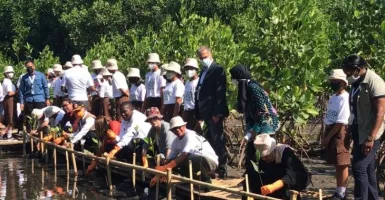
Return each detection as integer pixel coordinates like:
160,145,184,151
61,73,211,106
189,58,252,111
381,20,385,34
91,138,99,144
250,160,263,173
255,149,261,162
305,108,319,116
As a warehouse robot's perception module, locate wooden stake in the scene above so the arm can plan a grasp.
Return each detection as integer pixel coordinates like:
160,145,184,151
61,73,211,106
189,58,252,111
40,132,44,154
319,189,322,200
167,168,172,200
45,148,48,164
65,150,69,172
245,174,250,200
31,158,34,174
30,136,34,152
81,142,86,175
53,133,57,168
73,175,78,199
70,143,78,175
23,131,26,155
189,160,194,200
132,153,136,188
155,154,160,200
106,157,113,191
66,172,69,192
289,190,299,200
41,168,45,189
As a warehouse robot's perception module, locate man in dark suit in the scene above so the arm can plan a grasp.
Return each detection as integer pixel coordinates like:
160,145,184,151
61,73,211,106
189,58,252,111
195,46,229,178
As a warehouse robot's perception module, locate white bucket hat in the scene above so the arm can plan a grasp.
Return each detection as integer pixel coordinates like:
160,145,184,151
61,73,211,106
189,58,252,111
166,61,181,75
160,63,169,76
329,69,348,85
53,64,63,72
63,61,73,69
46,68,54,74
32,108,44,119
91,60,104,70
4,66,14,73
170,116,187,129
127,68,141,78
106,59,118,70
184,58,199,69
253,134,277,157
44,106,63,118
147,53,161,63
101,68,112,76
71,54,84,65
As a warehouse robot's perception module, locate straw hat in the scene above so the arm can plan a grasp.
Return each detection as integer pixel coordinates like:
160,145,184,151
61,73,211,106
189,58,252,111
145,107,163,122
253,134,277,157
4,66,14,73
106,59,118,70
147,53,161,63
169,116,187,129
127,68,141,78
32,108,44,119
53,64,63,72
46,68,54,74
101,68,112,76
184,58,199,69
328,69,348,85
91,60,104,70
63,61,73,69
44,106,63,118
166,61,181,75
71,54,84,65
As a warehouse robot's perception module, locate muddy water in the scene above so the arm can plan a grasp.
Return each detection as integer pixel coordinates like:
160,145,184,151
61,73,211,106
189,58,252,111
0,154,152,200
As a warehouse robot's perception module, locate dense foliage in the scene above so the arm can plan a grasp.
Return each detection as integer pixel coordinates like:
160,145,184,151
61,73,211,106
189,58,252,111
0,0,385,138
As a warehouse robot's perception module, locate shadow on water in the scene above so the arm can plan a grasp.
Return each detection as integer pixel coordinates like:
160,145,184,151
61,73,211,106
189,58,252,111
0,151,184,200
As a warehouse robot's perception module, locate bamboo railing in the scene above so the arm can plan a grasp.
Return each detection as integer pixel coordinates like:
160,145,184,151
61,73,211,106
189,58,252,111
25,133,281,200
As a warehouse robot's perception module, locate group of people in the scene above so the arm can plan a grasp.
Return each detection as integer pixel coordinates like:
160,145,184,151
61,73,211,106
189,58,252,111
1,44,381,199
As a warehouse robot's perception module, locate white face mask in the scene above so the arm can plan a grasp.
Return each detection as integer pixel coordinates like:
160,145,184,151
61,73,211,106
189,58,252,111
7,72,14,79
231,79,238,86
347,74,360,84
185,70,196,78
148,64,156,70
166,71,175,80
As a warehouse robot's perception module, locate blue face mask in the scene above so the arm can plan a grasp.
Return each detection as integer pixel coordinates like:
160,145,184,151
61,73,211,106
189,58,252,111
200,58,212,67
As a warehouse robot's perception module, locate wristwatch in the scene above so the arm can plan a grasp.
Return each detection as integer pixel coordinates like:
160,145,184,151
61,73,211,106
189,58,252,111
366,136,374,142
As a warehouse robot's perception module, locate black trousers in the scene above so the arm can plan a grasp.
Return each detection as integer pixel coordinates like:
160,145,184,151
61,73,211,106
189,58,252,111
177,155,212,182
24,101,46,133
145,97,162,110
204,118,227,172
116,139,144,164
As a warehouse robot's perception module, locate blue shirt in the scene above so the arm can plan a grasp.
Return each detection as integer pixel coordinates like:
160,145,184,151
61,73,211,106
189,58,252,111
19,71,49,104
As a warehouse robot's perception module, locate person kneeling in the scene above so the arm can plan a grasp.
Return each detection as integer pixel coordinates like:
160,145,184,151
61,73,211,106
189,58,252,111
248,134,310,199
150,116,218,191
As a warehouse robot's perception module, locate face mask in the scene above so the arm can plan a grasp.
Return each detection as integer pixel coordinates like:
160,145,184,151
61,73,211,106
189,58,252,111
27,67,34,74
330,82,342,92
200,58,212,67
166,72,175,80
7,73,14,79
148,64,156,70
185,70,196,78
347,69,361,84
232,79,238,86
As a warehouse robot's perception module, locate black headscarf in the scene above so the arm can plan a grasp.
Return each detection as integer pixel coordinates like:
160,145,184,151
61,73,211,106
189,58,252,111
230,65,252,114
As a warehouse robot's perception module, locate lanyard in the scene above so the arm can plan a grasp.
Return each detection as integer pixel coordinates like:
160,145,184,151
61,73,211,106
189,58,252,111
350,86,360,103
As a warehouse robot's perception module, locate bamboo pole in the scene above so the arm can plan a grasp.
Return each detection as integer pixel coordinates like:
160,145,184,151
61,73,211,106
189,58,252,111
106,157,113,191
73,175,78,199
156,154,160,200
32,158,34,174
41,168,45,189
69,143,78,175
66,172,69,192
27,135,280,200
319,189,322,200
65,150,70,172
245,174,250,200
40,132,44,154
132,153,136,188
23,131,26,155
81,141,86,175
167,168,172,200
53,133,57,168
30,136,34,152
189,160,194,200
45,148,48,164
289,190,299,200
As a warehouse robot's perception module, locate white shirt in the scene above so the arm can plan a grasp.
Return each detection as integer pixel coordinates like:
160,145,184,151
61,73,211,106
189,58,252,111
91,73,102,96
17,73,26,88
169,129,218,165
184,78,199,110
145,69,166,98
62,67,94,101
324,92,350,125
71,112,95,144
112,71,129,98
0,82,4,102
99,80,113,98
48,78,57,90
2,78,16,95
130,84,146,102
163,79,184,105
116,110,150,148
54,77,66,97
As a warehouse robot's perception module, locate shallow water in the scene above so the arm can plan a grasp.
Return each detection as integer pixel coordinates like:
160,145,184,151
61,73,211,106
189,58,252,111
0,152,155,200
